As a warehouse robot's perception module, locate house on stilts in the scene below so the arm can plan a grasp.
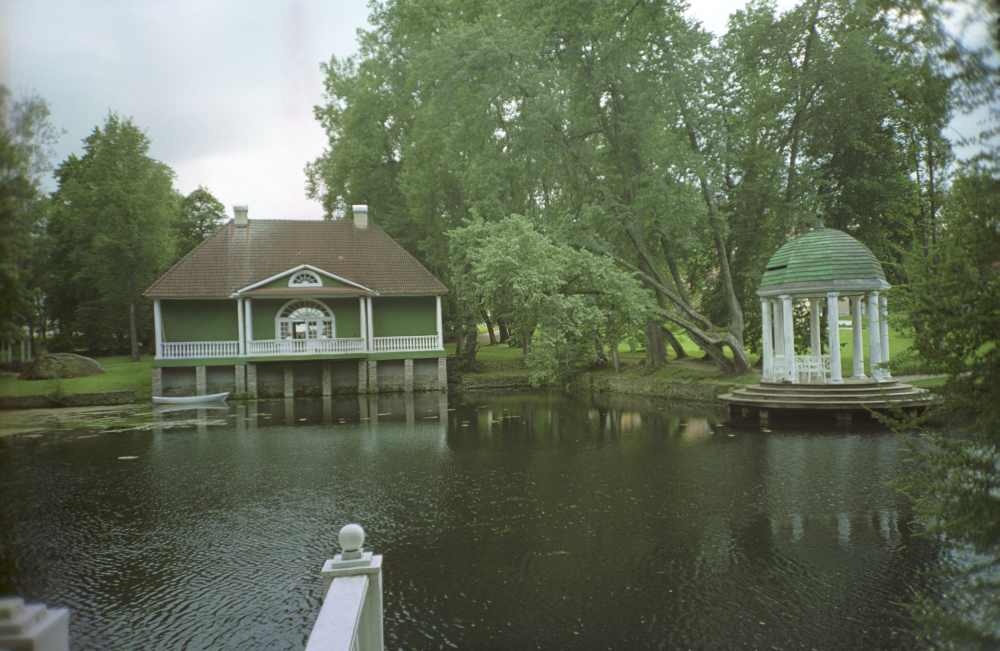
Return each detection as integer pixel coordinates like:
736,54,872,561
144,204,447,398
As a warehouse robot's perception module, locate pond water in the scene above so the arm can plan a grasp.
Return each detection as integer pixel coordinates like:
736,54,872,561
0,392,939,649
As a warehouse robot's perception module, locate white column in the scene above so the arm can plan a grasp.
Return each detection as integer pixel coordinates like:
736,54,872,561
366,297,375,351
867,291,882,379
827,292,843,383
244,298,254,346
781,294,796,382
809,298,821,357
851,297,865,379
153,299,163,359
359,297,367,347
760,298,773,381
236,298,245,356
772,300,784,373
435,296,443,350
879,293,891,378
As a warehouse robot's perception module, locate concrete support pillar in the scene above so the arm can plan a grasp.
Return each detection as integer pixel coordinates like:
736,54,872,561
760,298,773,381
246,363,258,398
235,364,246,395
152,367,163,397
405,392,415,427
879,294,891,378
357,359,368,393
826,292,843,384
851,297,866,379
322,363,332,397
283,366,294,398
195,366,207,395
403,359,414,393
758,408,770,428
437,357,447,391
780,295,796,382
367,360,379,394
867,292,882,379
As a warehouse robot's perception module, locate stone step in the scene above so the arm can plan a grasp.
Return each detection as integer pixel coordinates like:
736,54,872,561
757,381,902,393
739,387,919,399
719,393,935,408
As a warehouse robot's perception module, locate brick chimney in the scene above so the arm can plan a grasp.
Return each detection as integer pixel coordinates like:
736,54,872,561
352,204,368,229
233,204,248,228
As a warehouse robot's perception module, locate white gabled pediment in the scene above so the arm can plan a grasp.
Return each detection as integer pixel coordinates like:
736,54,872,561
232,264,374,295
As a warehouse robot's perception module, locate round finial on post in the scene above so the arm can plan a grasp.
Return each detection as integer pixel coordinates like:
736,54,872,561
338,523,365,560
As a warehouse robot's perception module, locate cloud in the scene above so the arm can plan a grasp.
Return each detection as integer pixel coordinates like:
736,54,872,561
4,0,369,219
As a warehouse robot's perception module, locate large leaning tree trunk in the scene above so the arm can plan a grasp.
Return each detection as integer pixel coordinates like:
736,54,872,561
623,226,750,374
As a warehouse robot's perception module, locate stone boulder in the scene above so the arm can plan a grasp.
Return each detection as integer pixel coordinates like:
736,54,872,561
19,353,105,380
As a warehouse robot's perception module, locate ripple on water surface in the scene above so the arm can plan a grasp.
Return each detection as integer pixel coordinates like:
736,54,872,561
0,393,938,649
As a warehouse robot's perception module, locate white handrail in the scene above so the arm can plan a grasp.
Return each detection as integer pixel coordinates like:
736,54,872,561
306,576,369,651
160,340,239,359
306,524,384,651
372,335,439,353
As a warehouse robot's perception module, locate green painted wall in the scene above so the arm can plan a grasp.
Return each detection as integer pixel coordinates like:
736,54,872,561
372,297,436,336
250,298,361,339
258,271,350,290
162,300,238,341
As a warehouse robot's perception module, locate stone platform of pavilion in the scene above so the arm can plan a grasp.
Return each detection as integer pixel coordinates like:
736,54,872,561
719,378,936,427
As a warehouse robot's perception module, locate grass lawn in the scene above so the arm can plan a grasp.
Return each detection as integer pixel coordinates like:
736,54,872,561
0,356,153,399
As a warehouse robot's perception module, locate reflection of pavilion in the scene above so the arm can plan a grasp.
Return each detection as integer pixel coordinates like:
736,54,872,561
720,228,935,427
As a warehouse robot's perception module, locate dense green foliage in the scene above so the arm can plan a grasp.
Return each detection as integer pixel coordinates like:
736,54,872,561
174,186,226,259
306,0,979,374
899,167,1000,646
2,109,228,359
45,114,178,359
449,215,653,383
0,87,57,344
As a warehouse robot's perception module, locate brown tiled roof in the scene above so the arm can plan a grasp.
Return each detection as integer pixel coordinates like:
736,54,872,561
145,219,448,299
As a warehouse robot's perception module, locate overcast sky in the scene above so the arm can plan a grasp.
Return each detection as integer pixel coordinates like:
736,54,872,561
1,0,990,220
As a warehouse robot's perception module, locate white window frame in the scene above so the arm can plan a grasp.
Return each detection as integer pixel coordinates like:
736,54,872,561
276,299,336,340
288,271,322,288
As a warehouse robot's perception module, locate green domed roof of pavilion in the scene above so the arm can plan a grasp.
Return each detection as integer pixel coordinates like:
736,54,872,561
758,228,888,296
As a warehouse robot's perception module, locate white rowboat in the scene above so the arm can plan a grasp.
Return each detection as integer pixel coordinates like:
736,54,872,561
152,392,229,405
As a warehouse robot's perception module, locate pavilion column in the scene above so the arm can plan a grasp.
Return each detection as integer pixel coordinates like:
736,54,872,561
236,298,245,356
760,298,773,381
780,294,796,383
772,300,784,371
879,293,891,379
809,298,821,358
153,299,163,359
850,296,866,379
826,292,843,384
867,292,883,379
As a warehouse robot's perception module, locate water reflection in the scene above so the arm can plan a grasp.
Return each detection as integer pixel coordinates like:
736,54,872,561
2,391,937,649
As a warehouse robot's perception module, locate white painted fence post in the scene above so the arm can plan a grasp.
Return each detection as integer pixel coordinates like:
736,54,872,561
307,524,384,651
0,597,69,651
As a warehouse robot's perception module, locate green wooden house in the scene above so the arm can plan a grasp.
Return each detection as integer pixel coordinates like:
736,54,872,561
144,205,447,397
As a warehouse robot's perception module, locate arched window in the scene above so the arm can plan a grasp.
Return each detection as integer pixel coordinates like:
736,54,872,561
289,270,322,287
276,300,335,340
